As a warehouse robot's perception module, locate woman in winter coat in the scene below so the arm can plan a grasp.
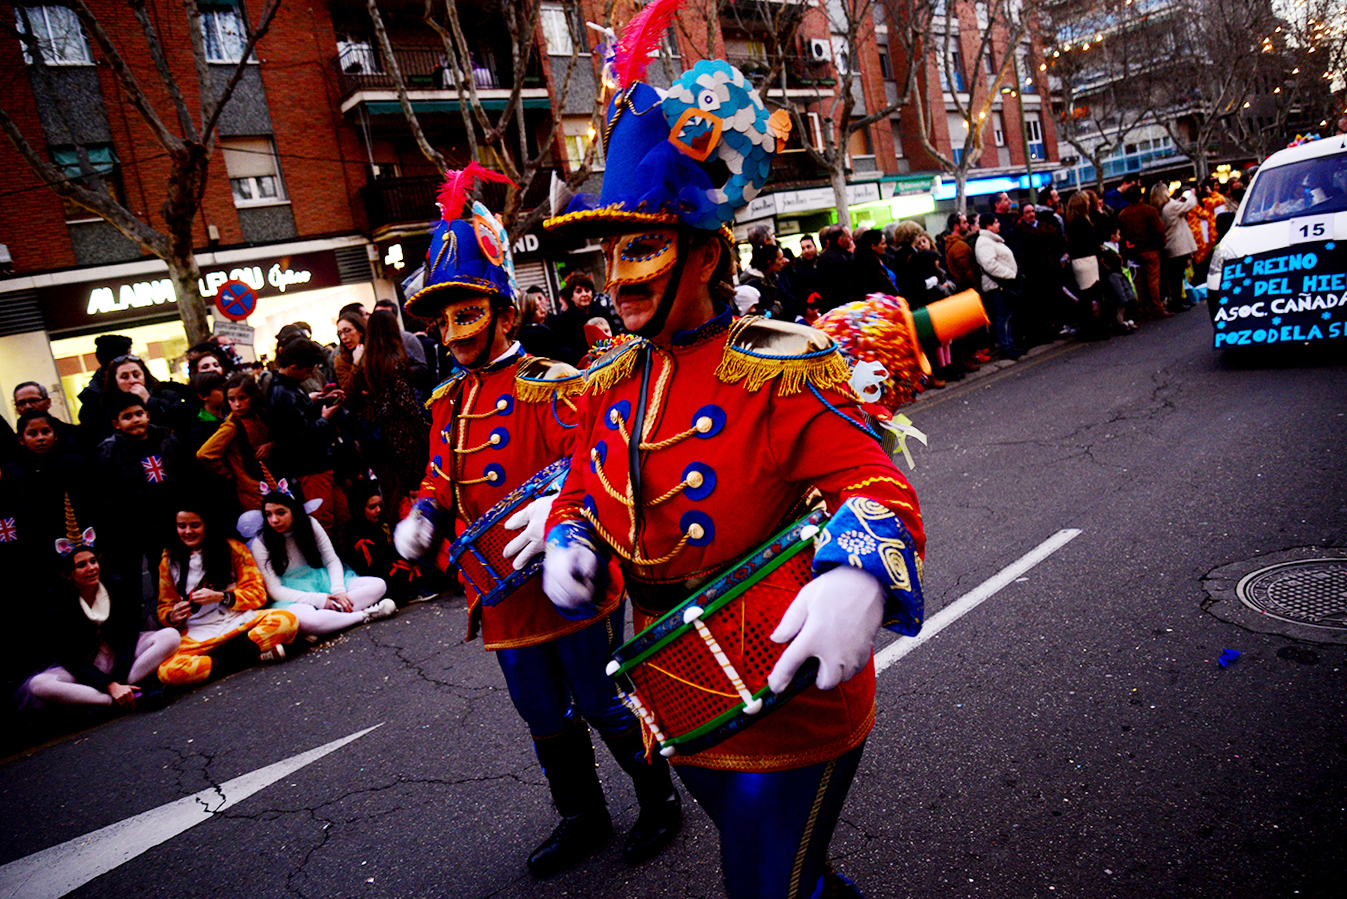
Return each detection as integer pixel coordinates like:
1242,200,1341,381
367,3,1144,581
196,372,275,513
1151,182,1198,313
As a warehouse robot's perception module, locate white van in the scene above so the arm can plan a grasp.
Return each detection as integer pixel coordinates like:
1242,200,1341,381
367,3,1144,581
1206,135,1347,349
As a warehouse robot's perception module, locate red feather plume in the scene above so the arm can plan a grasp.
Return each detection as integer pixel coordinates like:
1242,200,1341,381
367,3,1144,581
613,0,685,90
436,161,518,221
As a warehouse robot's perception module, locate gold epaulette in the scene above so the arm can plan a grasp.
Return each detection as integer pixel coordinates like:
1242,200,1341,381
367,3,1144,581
515,357,584,404
425,370,466,408
582,335,645,395
715,316,855,396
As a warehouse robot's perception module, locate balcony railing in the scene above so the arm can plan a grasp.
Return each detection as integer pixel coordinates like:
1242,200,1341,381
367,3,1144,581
766,149,830,186
333,44,543,100
723,54,837,91
361,170,558,231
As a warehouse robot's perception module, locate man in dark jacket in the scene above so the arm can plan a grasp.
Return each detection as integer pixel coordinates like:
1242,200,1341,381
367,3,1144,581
267,338,344,532
815,224,855,312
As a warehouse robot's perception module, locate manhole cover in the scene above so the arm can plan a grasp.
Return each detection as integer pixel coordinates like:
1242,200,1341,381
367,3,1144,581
1237,560,1347,629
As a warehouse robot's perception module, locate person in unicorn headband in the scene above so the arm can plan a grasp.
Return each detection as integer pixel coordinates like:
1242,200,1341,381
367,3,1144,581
392,164,682,877
540,1,926,896
243,477,397,636
19,498,180,712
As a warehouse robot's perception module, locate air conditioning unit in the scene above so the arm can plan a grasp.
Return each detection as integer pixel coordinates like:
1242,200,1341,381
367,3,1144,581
808,38,829,62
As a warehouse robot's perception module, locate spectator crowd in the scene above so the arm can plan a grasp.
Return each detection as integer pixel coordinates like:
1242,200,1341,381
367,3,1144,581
0,172,1247,731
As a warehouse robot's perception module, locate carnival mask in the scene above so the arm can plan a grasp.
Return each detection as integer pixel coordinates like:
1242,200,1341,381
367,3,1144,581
602,228,680,287
444,295,494,341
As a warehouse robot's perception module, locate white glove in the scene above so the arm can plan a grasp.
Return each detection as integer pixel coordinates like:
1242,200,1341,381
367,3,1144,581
768,566,886,692
543,540,601,617
393,503,440,560
502,494,555,571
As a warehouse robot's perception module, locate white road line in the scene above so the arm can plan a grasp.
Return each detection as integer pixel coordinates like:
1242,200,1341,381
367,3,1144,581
0,724,384,899
875,529,1083,674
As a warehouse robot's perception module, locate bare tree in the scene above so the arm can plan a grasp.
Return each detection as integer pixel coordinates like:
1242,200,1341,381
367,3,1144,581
1043,0,1163,193
366,0,612,240
907,0,1033,212
1149,0,1280,178
0,0,283,345
1218,0,1347,161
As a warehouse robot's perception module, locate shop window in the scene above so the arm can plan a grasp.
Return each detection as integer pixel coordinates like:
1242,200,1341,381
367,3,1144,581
51,144,124,215
200,2,248,64
14,5,92,65
540,3,574,56
221,137,287,207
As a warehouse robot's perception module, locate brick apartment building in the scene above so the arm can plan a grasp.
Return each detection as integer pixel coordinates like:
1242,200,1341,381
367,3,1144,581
0,0,1057,426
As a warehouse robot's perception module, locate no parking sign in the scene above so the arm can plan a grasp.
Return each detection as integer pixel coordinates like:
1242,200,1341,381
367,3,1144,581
214,279,258,321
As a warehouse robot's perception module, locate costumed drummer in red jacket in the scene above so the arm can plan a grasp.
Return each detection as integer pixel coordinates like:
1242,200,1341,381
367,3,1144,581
393,168,681,877
539,7,926,898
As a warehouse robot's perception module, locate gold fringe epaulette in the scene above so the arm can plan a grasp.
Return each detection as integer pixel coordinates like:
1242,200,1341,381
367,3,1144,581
715,316,855,396
515,357,584,404
425,370,466,408
582,336,645,395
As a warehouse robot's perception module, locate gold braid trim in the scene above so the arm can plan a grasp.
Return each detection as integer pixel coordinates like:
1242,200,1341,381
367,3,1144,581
579,506,691,567
844,476,913,493
714,317,855,396
583,339,644,395
425,373,465,408
515,374,584,404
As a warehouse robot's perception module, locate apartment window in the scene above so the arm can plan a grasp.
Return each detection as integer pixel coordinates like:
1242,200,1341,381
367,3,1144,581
1025,114,1044,161
993,111,1005,147
14,6,92,65
201,4,247,64
1018,49,1036,94
562,116,602,172
878,45,893,80
540,3,574,56
52,144,124,214
221,137,286,206
939,45,965,92
947,111,969,163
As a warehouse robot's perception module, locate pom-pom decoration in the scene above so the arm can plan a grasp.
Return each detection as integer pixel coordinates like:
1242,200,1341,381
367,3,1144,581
816,294,932,411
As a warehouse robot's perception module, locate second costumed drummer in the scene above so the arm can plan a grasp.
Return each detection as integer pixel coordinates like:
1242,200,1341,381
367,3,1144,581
393,166,681,877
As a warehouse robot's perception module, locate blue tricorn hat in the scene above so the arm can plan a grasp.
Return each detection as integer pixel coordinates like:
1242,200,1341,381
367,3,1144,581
404,163,519,319
544,0,788,237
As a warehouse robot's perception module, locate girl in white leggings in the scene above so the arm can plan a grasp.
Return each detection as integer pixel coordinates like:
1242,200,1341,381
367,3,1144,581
248,488,394,635
24,545,179,710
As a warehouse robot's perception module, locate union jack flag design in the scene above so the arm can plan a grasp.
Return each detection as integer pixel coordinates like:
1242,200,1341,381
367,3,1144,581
142,455,167,483
0,518,16,542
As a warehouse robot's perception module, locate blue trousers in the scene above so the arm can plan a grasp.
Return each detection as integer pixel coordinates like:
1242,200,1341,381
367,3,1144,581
676,743,866,899
494,604,636,739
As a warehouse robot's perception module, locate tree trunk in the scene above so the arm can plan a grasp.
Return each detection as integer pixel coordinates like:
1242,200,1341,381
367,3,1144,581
955,168,968,214
830,157,851,230
168,256,210,346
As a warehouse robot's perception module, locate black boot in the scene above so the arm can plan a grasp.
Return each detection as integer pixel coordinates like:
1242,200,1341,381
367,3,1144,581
601,727,682,864
527,719,612,877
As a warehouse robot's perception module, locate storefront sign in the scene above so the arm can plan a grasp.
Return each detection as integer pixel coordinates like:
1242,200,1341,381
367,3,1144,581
1212,241,1347,348
39,250,343,334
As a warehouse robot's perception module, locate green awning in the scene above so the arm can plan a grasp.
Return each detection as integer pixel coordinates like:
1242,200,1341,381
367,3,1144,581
364,98,552,115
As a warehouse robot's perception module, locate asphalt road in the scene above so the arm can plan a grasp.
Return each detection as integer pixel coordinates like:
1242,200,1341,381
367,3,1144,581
2,309,1345,899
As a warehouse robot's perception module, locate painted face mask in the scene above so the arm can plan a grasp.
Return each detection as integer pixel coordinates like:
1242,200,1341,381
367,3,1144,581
444,295,493,341
603,228,680,287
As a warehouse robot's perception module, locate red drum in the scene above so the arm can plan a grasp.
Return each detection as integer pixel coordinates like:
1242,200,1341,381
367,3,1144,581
607,509,828,756
447,458,569,608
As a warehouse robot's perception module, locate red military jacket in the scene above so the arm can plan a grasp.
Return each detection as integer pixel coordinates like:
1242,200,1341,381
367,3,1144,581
548,309,925,772
419,346,621,650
